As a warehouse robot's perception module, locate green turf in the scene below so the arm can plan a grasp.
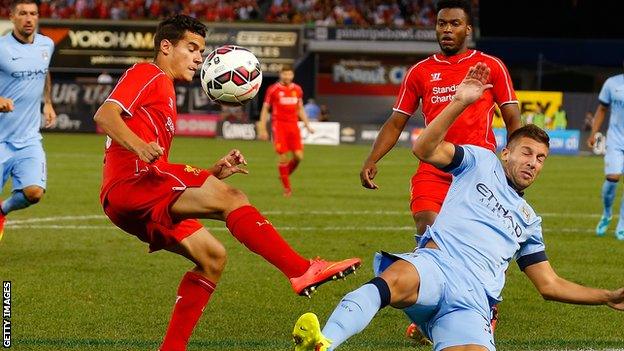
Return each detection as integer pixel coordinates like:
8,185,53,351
1,133,623,350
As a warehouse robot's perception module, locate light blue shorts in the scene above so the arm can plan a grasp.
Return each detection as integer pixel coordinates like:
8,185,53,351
604,145,624,175
374,249,495,351
0,142,47,192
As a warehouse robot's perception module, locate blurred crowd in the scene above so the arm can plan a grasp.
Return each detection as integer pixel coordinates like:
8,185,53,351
0,0,479,28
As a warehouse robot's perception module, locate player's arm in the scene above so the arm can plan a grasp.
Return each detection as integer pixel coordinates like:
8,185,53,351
256,102,270,140
412,63,493,168
500,102,521,136
523,260,624,310
298,99,314,133
42,72,57,128
93,101,163,163
0,96,14,112
587,103,608,147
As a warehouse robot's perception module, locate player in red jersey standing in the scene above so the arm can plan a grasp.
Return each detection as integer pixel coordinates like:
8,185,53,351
359,0,521,343
93,15,360,351
257,65,314,196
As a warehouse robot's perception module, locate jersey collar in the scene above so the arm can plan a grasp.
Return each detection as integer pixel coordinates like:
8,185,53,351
11,32,34,45
506,176,525,197
433,49,477,65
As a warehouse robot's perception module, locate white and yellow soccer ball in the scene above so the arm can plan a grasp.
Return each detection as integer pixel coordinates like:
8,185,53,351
200,45,263,106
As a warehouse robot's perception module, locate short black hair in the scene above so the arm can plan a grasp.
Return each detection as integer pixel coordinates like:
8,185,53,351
435,0,472,24
507,124,550,149
11,0,38,11
153,14,207,57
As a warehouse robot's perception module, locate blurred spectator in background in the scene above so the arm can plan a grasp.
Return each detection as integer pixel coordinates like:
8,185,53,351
97,71,114,84
319,104,329,122
532,106,546,129
22,0,448,26
303,98,320,121
552,105,567,130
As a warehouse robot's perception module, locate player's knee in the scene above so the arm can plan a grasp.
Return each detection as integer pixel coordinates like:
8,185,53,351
224,187,249,207
23,187,44,204
200,242,227,276
294,153,303,162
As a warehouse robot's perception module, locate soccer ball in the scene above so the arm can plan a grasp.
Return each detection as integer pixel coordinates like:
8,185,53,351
200,45,263,106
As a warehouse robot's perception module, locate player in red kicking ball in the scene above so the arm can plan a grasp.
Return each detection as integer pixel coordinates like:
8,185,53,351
257,65,314,197
94,15,360,351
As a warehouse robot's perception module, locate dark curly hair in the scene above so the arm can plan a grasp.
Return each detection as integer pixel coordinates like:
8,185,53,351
435,0,472,24
154,14,207,57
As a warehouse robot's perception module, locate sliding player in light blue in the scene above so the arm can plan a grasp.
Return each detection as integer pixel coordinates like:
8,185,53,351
293,63,624,351
587,66,624,240
0,0,56,241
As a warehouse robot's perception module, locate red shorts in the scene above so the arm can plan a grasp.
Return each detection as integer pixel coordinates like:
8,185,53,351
410,162,452,214
272,122,302,154
101,161,212,252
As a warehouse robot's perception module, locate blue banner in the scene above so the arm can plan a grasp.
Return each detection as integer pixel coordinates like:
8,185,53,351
493,129,580,155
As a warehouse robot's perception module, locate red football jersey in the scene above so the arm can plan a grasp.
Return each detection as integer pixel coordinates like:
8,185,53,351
263,82,303,123
394,49,517,151
101,62,177,194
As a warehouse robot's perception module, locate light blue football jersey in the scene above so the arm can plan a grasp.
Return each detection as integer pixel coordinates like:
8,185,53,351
420,145,546,303
0,33,54,147
599,74,624,150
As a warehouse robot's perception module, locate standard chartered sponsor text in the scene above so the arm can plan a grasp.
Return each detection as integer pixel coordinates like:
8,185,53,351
91,55,152,65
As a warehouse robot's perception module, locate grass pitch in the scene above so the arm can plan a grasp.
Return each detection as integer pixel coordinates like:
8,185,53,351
1,133,623,350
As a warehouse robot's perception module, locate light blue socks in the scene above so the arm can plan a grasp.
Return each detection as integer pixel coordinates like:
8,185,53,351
1,191,31,215
322,278,390,350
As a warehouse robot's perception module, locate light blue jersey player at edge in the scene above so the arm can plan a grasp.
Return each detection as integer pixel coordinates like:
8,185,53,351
292,63,624,351
0,0,57,241
587,68,624,240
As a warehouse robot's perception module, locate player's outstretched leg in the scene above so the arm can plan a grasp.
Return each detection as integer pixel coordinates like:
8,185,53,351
172,176,362,297
226,205,361,296
597,178,617,236
293,274,396,350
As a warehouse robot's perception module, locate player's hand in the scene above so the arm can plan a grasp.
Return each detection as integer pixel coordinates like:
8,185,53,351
135,141,164,163
212,149,249,179
0,97,14,112
360,161,378,189
454,62,493,107
258,129,269,141
306,125,315,134
587,133,596,148
607,288,624,311
43,102,57,128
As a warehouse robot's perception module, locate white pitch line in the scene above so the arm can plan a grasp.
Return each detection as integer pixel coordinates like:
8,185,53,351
5,211,613,226
7,215,107,224
5,224,597,234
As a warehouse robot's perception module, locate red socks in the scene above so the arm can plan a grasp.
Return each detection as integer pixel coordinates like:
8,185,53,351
226,205,309,278
278,163,291,192
161,272,216,351
287,159,299,174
